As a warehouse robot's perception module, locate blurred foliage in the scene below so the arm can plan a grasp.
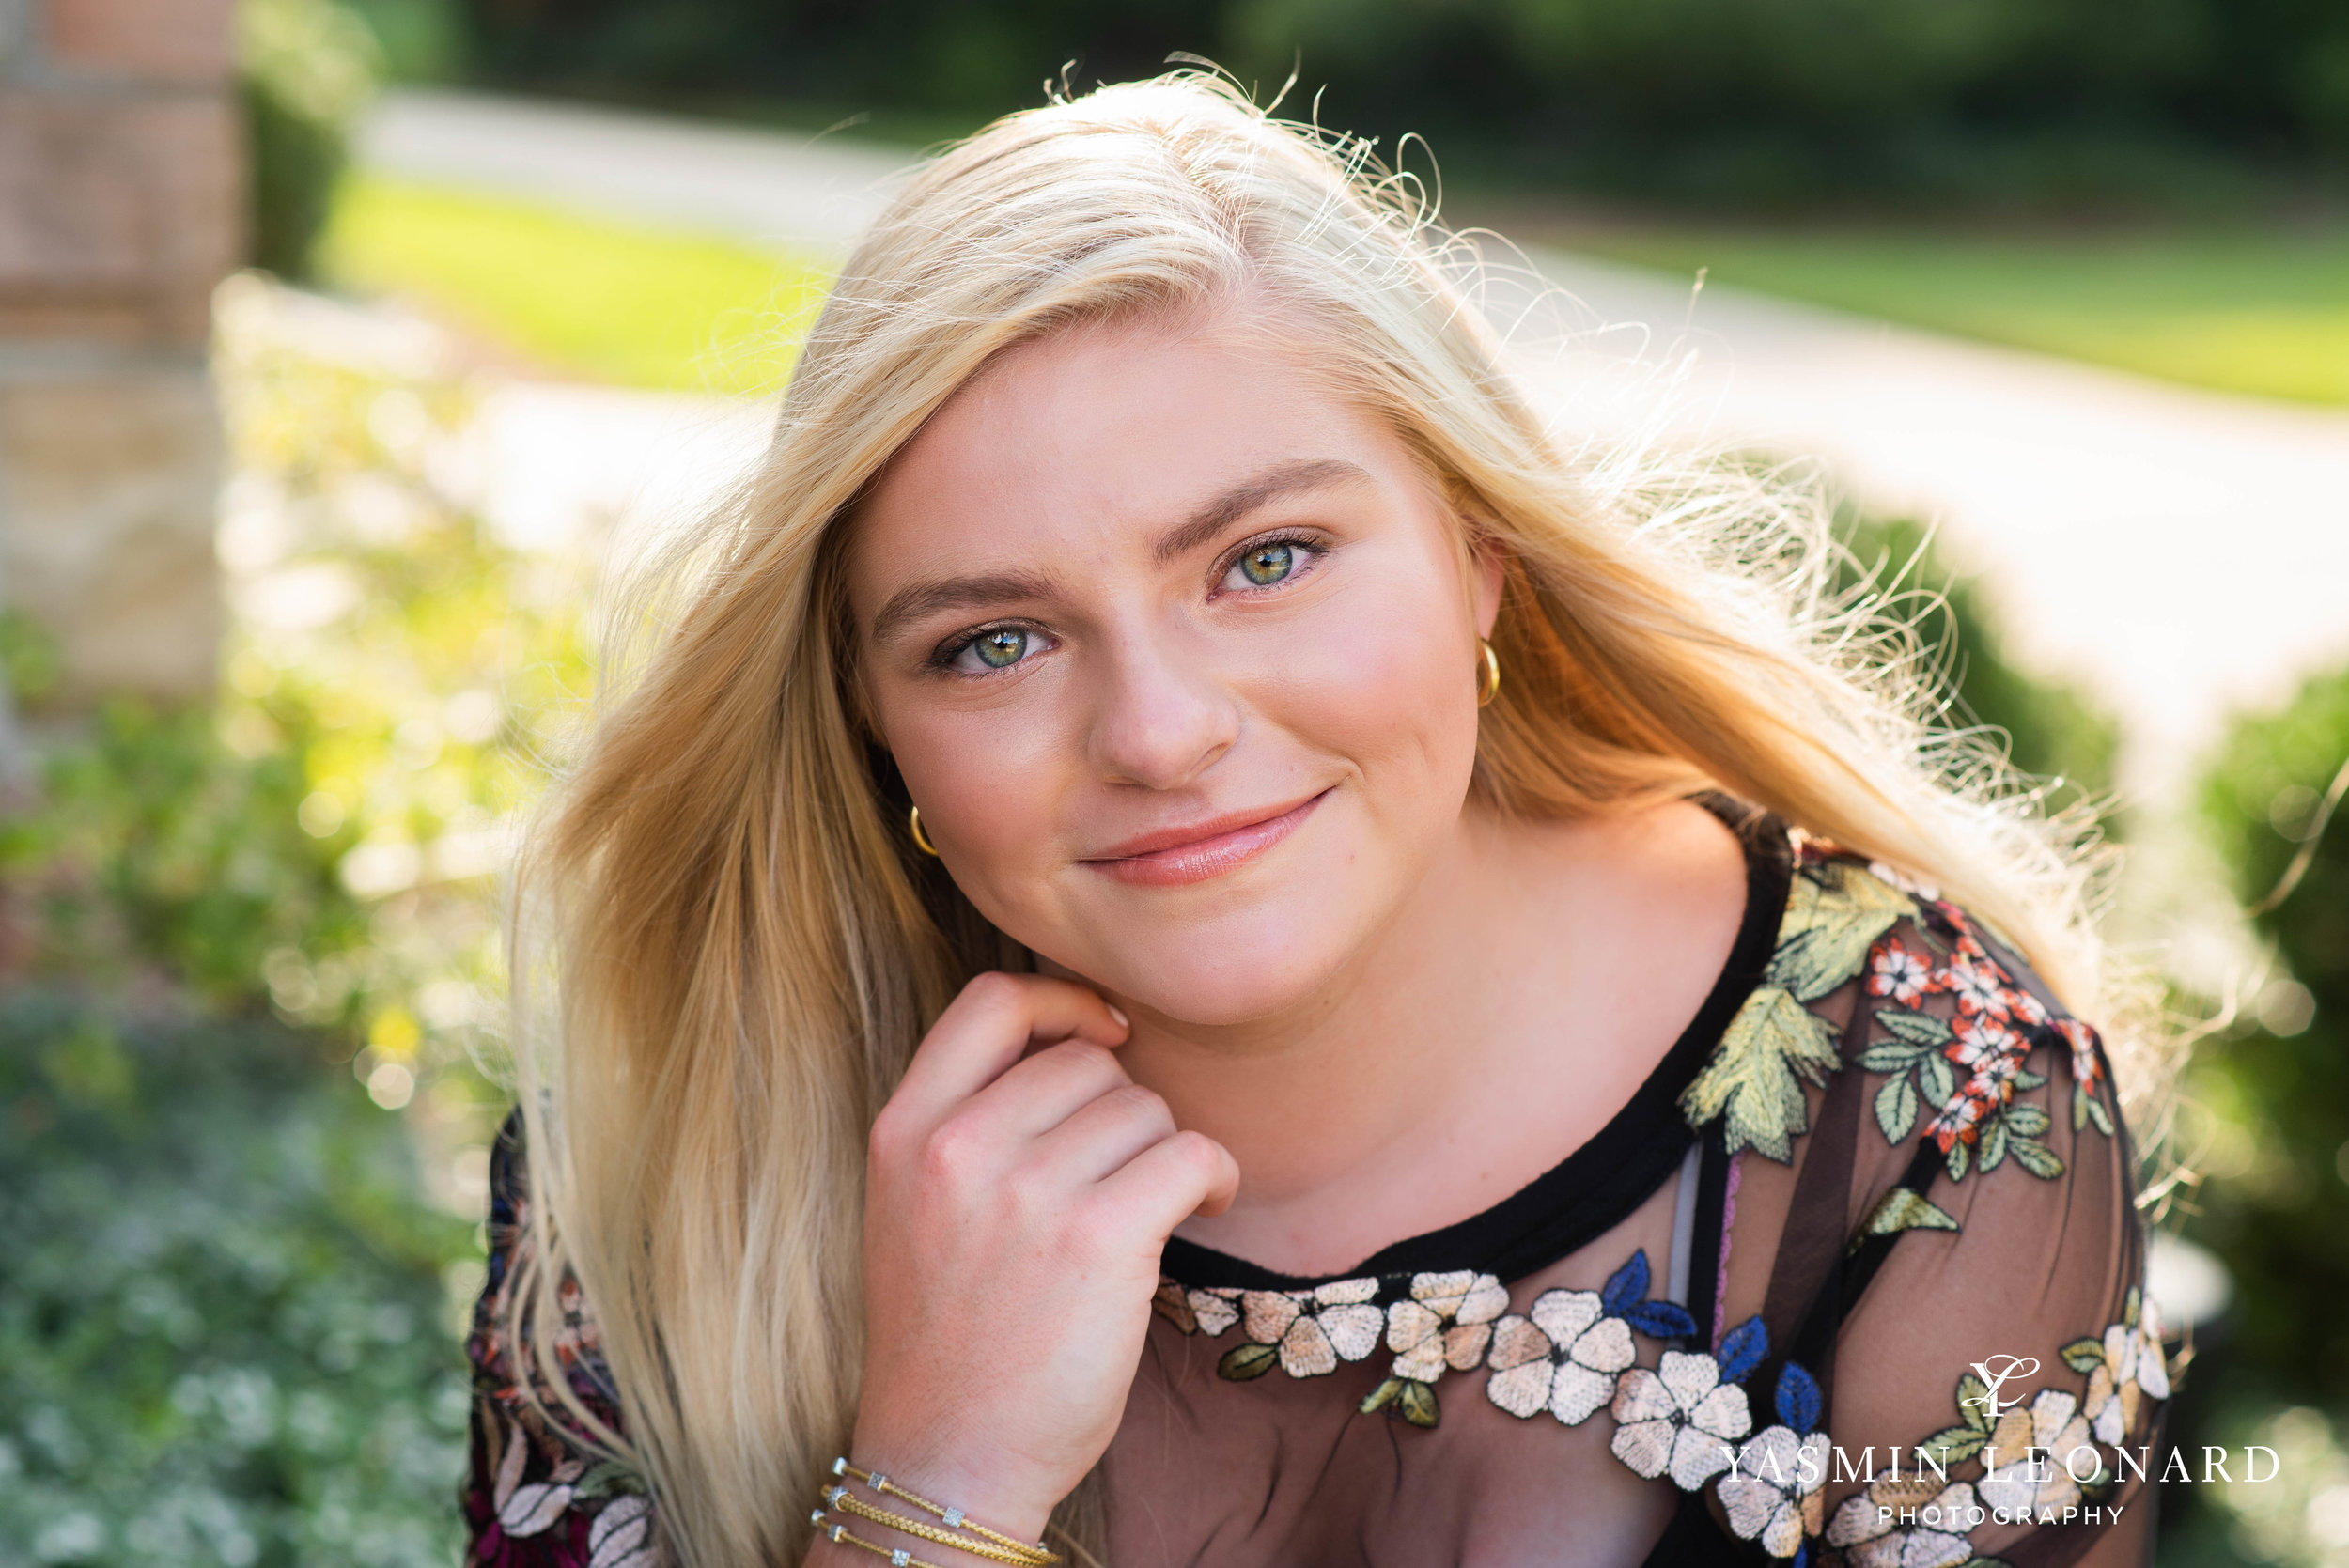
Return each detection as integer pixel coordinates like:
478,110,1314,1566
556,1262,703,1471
243,0,381,280
347,0,471,81
0,276,599,1561
1836,512,2120,812
1560,223,2349,407
319,176,832,392
0,999,472,1568
450,0,2349,208
2192,663,2349,1398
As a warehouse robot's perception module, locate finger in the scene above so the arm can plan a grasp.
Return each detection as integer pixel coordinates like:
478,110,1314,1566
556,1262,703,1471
891,973,1129,1127
1095,1129,1242,1237
1020,1081,1177,1187
952,1038,1136,1145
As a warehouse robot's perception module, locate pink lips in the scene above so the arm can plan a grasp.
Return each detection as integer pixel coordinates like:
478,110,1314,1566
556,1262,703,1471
1081,790,1330,887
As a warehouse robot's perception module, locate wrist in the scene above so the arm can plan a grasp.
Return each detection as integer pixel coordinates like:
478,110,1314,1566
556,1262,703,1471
836,1424,1062,1547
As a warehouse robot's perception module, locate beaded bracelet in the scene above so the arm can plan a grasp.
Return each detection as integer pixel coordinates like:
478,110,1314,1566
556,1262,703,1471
822,1459,1061,1566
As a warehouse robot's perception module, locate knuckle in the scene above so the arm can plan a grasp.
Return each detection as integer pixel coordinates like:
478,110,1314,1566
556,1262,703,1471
918,1116,988,1186
1104,1082,1172,1127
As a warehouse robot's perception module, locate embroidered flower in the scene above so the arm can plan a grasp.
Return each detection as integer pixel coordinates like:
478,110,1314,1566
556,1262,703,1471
1385,1270,1509,1382
1977,1389,2098,1515
587,1495,657,1568
1234,1278,1385,1378
1152,1280,1241,1337
2055,1018,2104,1094
1867,939,1939,1007
2075,1293,2170,1445
1824,1477,1982,1568
1610,1314,1765,1491
493,1421,584,1537
1719,1364,1828,1560
1611,1351,1755,1490
1942,954,2013,1020
1486,1289,1636,1424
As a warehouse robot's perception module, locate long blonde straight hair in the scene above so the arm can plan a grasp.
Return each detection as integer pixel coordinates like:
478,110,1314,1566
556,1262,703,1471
505,72,2132,1568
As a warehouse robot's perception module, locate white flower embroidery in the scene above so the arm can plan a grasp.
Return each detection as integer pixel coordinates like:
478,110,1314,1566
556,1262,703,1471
1385,1270,1509,1382
1825,1478,1981,1568
1719,1425,1828,1558
1610,1349,1752,1490
1240,1278,1385,1377
1151,1281,1241,1337
1485,1288,1636,1426
2083,1297,2170,1444
1977,1389,2097,1515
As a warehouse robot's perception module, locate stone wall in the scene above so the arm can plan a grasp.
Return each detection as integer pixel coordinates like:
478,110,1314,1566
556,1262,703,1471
0,0,239,703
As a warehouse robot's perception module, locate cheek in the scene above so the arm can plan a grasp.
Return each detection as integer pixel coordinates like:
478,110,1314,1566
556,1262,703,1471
884,702,1077,920
1261,575,1483,804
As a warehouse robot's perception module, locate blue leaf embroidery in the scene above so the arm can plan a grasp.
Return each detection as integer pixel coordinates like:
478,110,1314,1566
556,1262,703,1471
1625,1300,1699,1341
1601,1250,1651,1315
1775,1360,1822,1433
1717,1314,1769,1385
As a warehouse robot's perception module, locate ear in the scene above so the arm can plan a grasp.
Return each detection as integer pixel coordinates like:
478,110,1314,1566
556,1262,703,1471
1470,539,1506,639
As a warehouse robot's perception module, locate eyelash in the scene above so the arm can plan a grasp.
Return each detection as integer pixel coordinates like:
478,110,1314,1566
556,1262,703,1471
1212,529,1329,596
926,529,1331,675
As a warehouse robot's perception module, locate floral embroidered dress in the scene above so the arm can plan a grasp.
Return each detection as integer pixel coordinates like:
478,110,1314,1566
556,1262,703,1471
464,802,2170,1567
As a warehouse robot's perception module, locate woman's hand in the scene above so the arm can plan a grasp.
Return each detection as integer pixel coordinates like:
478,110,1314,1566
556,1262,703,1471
847,972,1240,1545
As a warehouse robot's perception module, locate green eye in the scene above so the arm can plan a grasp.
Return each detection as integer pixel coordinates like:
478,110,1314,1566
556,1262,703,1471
973,628,1028,668
1237,542,1295,587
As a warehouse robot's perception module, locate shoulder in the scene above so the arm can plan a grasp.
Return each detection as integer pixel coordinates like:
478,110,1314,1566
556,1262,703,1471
1685,840,2119,1181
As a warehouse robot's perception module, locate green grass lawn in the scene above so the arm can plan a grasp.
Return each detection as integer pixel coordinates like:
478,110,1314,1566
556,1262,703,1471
317,175,833,395
1554,224,2349,405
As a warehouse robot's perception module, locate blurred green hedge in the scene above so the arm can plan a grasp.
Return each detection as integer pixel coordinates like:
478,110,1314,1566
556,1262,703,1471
451,0,2349,205
243,0,381,281
0,999,472,1568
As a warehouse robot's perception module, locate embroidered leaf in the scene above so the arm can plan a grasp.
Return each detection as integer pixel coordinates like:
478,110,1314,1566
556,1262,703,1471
1626,1300,1699,1341
1978,1115,2010,1172
2013,1068,2047,1093
1850,1187,1959,1254
1769,863,1917,1001
1218,1343,1279,1381
1775,1361,1822,1433
2010,1135,2066,1180
1859,1040,1930,1073
1681,986,1842,1161
572,1462,640,1501
1875,1006,1952,1048
1944,1136,1971,1182
1955,1372,1994,1434
1918,1051,1956,1110
1601,1250,1652,1315
1718,1315,1769,1385
2061,1337,2107,1375
2078,1087,2114,1137
1361,1375,1439,1425
1921,1426,1987,1464
2005,1103,2050,1139
1873,1071,1920,1143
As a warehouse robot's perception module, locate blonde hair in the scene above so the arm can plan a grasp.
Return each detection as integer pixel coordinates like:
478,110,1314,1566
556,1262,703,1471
506,72,2135,1568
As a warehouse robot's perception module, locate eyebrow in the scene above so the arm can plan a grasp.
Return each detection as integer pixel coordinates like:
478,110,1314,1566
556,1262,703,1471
866,457,1373,644
1150,458,1373,567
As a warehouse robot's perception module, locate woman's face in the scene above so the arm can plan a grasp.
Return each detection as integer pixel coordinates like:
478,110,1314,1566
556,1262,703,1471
848,309,1502,1029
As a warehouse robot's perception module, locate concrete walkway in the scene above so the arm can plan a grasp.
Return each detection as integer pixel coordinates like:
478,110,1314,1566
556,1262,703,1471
357,89,2349,807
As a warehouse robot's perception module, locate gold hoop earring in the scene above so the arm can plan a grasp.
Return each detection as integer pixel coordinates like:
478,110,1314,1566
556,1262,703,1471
909,805,941,858
1475,639,1501,707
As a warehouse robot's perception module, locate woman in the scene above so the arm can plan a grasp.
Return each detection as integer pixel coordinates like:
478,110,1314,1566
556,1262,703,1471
464,75,2167,1568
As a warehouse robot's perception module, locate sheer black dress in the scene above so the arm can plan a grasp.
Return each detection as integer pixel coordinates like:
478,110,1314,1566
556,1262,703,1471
463,807,2168,1568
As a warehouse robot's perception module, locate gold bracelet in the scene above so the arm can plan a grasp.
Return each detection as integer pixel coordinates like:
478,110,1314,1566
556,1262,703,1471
817,1487,1049,1568
827,1458,1061,1566
810,1509,947,1568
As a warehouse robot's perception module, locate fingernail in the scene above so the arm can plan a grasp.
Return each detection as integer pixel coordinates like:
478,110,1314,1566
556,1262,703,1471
1108,1005,1130,1030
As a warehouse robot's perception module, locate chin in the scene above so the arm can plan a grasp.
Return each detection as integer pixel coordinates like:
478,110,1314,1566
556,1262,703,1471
1068,893,1376,1029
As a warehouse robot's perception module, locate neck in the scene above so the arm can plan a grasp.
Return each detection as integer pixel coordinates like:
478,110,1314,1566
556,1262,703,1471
1121,796,1749,1278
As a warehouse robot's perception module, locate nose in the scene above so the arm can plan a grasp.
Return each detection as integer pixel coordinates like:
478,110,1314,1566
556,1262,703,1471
1085,625,1240,791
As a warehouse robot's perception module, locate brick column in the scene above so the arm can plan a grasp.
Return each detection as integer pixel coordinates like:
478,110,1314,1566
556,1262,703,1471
0,0,240,704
